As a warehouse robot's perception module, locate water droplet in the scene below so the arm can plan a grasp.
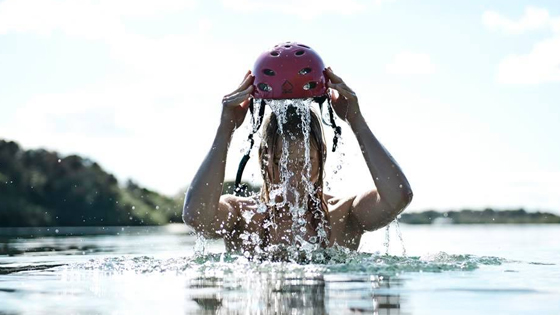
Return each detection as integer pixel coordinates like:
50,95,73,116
242,210,254,222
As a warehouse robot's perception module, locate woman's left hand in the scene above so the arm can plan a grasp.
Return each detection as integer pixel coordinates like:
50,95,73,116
325,67,362,124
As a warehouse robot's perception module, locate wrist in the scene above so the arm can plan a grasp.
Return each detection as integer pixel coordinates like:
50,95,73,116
218,120,236,135
348,112,366,130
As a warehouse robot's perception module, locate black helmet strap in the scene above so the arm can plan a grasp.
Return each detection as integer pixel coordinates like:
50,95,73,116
314,95,342,152
234,98,266,196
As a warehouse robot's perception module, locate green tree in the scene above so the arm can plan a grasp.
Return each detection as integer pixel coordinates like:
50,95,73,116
0,139,182,227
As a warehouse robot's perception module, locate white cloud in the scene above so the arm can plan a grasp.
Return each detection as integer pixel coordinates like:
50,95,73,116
0,0,197,39
482,6,550,34
385,52,435,76
483,7,560,85
222,0,365,20
496,37,560,84
552,17,560,33
373,0,395,5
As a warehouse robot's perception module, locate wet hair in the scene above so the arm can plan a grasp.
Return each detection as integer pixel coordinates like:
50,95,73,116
258,105,331,248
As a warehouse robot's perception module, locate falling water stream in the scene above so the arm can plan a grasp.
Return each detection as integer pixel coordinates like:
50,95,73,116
207,98,408,261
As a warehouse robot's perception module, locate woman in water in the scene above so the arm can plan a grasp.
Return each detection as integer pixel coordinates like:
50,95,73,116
183,67,413,255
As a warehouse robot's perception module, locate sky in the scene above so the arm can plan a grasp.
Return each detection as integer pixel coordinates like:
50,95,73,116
1,0,559,213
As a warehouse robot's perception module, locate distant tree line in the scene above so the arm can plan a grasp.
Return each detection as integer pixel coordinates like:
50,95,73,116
2,139,558,227
399,208,560,224
0,139,183,227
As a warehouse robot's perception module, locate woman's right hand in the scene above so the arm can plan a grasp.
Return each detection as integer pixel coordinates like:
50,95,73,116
221,70,255,131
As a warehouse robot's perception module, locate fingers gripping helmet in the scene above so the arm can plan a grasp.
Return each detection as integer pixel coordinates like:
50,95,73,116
234,41,341,196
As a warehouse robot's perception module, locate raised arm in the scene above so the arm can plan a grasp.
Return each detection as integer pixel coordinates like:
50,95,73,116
182,71,254,238
325,67,413,231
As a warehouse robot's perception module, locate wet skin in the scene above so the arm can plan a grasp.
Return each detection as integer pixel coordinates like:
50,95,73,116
183,68,413,254
222,193,364,253
224,139,363,253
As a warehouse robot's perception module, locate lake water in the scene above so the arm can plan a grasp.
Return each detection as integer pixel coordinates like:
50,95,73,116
1,224,559,314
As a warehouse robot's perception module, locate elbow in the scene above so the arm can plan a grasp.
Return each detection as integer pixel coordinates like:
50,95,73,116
182,207,204,233
182,203,220,239
182,210,199,231
182,210,194,228
182,193,211,234
182,211,196,228
394,187,413,214
401,188,414,210
182,193,198,228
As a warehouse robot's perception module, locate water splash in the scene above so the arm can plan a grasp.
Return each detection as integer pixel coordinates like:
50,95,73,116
239,98,403,262
54,249,508,314
394,219,407,257
64,248,506,277
194,233,207,257
325,129,347,193
257,98,328,258
383,224,391,255
382,219,407,257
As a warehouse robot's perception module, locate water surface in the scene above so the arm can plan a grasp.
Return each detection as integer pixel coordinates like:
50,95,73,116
1,224,559,314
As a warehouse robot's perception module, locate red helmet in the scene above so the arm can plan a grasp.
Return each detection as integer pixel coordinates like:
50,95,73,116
235,42,339,196
252,41,327,99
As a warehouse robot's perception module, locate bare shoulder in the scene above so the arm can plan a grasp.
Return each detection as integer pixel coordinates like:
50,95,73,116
220,194,260,212
324,192,363,240
219,194,238,211
324,193,356,214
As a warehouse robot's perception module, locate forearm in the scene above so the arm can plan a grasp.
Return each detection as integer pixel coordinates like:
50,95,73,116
183,123,234,226
349,114,413,211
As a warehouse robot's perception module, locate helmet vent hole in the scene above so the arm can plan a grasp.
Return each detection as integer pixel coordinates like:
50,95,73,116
257,83,273,92
284,45,292,48
270,51,280,57
295,50,305,56
297,44,310,49
299,67,312,75
303,82,318,90
263,69,276,76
